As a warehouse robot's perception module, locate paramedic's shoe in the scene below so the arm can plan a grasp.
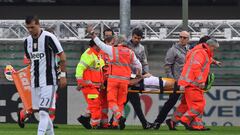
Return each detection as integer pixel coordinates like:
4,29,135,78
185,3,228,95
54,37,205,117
166,119,177,130
119,116,126,130
77,116,92,129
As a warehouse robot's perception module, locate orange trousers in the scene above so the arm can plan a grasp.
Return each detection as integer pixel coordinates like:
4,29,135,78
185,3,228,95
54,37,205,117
172,86,206,129
99,89,109,127
107,81,128,126
82,87,101,126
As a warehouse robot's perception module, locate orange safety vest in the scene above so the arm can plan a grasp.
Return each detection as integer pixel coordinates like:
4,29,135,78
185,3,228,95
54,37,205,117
82,48,104,86
108,45,134,83
178,43,213,88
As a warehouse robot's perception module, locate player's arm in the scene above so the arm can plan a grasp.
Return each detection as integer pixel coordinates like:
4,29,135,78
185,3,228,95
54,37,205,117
57,51,67,88
23,39,31,65
48,34,67,88
57,52,67,73
87,26,114,58
93,36,113,58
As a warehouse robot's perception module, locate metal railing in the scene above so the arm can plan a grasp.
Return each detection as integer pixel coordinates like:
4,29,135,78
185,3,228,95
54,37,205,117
1,20,240,41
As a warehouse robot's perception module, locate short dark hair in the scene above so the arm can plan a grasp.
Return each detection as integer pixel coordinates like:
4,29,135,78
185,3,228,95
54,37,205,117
25,15,40,25
198,35,211,44
103,28,114,36
132,28,143,37
89,39,96,47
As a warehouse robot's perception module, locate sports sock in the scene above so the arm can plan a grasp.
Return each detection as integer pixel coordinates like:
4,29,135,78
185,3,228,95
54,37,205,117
46,115,54,135
38,110,51,135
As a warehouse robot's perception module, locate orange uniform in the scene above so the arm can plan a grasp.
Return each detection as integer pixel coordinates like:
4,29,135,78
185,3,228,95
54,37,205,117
99,50,110,127
107,45,134,126
173,43,213,129
76,47,105,127
93,36,142,129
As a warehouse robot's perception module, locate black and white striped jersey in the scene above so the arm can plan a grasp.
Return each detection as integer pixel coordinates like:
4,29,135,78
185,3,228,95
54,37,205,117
24,30,63,88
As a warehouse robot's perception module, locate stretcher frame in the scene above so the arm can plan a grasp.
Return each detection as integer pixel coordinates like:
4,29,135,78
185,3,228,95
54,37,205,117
128,89,184,94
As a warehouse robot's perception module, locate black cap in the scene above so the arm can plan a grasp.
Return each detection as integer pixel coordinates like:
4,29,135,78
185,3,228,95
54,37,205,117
198,35,211,44
89,39,96,47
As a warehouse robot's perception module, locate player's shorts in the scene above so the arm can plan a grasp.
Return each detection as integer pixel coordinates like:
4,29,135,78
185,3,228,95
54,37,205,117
31,85,57,110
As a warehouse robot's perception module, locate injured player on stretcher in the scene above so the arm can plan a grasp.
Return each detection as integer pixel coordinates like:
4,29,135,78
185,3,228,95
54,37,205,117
128,74,181,94
128,73,214,94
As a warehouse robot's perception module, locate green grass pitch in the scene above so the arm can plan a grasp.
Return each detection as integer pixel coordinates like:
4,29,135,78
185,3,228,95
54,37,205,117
0,124,239,135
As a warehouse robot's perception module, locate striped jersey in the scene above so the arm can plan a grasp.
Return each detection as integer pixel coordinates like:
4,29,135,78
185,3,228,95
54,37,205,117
24,30,63,88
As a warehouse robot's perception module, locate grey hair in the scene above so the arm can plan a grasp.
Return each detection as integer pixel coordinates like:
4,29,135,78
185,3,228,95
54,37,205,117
206,38,219,48
115,34,128,45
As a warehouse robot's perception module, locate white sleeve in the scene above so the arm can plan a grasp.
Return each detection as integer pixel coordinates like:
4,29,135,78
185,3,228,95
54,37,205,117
132,53,142,74
49,33,63,54
93,37,113,58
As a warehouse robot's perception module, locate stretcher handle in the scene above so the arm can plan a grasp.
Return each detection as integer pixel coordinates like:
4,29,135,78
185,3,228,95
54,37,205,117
128,89,184,94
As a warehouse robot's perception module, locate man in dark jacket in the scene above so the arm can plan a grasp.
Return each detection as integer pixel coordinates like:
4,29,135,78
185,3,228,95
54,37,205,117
153,31,190,129
126,28,153,129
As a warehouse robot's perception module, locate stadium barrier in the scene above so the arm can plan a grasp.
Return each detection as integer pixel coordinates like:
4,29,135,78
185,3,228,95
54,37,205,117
1,85,240,126
67,86,240,126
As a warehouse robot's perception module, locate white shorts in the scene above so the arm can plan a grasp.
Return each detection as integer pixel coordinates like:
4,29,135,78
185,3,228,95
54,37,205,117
143,76,166,91
31,85,57,110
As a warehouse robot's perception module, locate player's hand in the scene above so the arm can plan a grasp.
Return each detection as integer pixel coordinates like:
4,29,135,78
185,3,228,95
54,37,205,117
86,26,96,38
143,72,152,78
86,26,93,33
59,77,67,89
135,68,142,78
215,60,222,67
